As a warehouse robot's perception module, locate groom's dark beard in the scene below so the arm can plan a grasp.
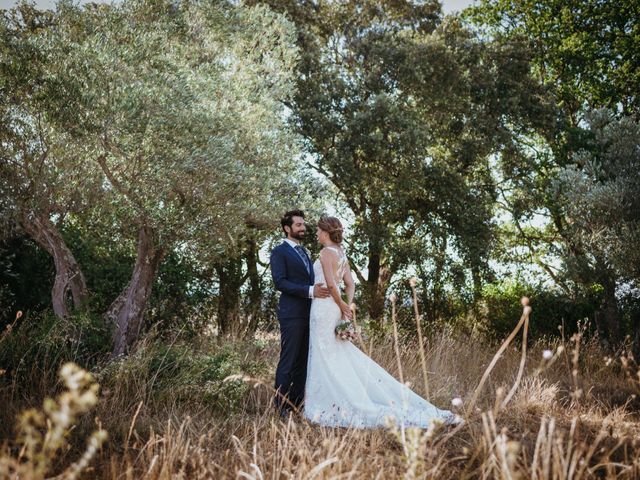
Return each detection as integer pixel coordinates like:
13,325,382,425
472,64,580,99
290,231,305,241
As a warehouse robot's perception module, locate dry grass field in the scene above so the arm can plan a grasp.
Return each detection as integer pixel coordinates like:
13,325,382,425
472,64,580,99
2,302,640,479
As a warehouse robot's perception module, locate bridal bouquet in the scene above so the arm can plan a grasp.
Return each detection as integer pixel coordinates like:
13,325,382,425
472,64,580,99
335,320,360,341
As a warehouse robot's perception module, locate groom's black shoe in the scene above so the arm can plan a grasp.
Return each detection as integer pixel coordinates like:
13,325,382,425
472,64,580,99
278,409,292,421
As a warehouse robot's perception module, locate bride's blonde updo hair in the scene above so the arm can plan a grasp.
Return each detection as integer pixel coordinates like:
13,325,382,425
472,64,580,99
318,215,344,244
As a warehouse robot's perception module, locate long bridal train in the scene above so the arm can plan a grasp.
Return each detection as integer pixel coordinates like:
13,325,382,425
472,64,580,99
303,247,456,428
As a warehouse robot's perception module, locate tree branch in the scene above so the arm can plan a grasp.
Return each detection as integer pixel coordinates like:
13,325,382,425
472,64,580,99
96,154,147,220
306,160,361,214
349,259,366,284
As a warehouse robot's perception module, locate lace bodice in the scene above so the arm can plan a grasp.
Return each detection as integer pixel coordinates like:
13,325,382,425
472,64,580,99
313,246,348,286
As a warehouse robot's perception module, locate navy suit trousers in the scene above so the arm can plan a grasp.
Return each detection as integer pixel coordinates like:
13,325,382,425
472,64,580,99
274,318,309,411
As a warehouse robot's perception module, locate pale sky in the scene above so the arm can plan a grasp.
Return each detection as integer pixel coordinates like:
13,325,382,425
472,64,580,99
0,0,475,15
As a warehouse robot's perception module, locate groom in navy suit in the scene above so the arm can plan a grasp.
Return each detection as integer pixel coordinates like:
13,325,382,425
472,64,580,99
270,210,330,417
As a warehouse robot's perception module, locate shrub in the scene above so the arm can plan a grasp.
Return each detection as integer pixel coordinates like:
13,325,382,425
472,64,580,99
480,279,600,340
0,309,111,384
0,237,53,326
98,339,269,414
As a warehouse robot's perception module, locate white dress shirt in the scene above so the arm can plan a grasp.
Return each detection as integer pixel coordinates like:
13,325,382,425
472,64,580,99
283,238,314,299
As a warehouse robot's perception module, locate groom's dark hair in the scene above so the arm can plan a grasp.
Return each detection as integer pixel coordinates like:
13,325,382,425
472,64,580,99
281,209,305,235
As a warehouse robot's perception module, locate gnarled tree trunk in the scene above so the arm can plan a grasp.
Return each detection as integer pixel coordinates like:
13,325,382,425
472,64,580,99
428,234,448,324
244,237,262,338
215,256,243,336
21,212,88,317
365,240,391,322
108,225,164,358
632,309,640,362
597,269,621,346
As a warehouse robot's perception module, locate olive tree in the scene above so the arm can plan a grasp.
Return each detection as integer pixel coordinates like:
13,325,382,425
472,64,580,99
2,0,301,355
0,4,97,317
554,110,640,285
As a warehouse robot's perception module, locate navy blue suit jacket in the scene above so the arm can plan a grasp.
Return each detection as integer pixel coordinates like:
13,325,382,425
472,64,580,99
270,242,315,320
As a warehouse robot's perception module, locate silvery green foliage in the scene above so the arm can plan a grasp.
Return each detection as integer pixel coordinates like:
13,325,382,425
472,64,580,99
5,0,300,255
553,110,640,281
0,4,102,236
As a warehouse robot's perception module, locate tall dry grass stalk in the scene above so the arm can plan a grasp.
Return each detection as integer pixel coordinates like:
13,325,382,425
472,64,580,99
409,278,430,400
466,296,532,417
0,310,18,379
0,311,22,348
389,293,405,385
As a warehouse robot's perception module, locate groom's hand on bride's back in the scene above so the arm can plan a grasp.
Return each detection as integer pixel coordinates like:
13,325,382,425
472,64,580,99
313,283,331,298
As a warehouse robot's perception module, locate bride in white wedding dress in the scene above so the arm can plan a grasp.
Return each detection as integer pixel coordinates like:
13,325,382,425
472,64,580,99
303,215,457,428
